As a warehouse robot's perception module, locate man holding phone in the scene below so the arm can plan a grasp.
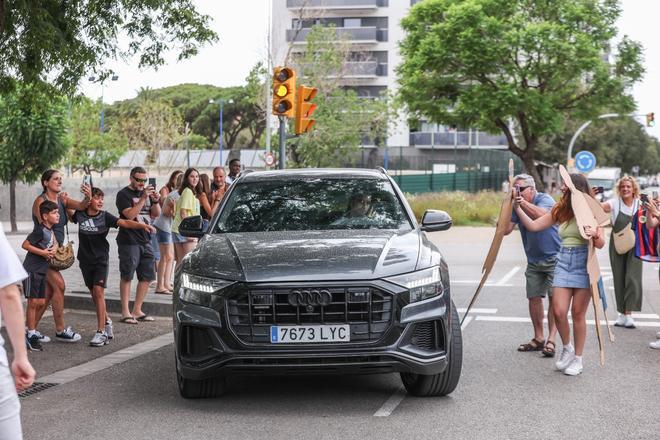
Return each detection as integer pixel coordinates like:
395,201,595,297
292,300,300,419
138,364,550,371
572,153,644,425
115,167,161,324
505,174,561,357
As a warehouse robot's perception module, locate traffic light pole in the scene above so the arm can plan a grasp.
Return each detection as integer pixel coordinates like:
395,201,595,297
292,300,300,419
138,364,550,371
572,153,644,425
278,115,286,169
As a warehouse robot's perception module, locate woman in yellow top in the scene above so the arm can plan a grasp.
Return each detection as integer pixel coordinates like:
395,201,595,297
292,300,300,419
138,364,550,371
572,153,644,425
171,168,201,261
514,173,605,376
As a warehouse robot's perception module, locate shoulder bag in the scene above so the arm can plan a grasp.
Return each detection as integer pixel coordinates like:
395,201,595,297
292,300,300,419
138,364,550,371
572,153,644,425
612,199,637,255
49,223,75,271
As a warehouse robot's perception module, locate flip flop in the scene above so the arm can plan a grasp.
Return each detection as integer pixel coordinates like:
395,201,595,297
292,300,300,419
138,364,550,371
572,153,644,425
154,290,172,295
120,316,138,324
135,314,154,322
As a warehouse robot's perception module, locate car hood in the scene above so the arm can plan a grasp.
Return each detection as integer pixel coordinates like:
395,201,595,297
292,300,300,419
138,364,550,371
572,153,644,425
185,229,422,282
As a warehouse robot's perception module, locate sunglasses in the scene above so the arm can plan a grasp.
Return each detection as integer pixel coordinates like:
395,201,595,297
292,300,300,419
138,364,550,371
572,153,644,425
517,186,531,192
132,177,148,183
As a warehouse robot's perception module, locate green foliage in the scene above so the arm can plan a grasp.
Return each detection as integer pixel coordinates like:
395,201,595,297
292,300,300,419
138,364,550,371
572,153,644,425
66,97,128,173
0,83,70,184
0,0,217,94
537,117,660,174
398,0,644,186
288,25,390,167
407,191,503,226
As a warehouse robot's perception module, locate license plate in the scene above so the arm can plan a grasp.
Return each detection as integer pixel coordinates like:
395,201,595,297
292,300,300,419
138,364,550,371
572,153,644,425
270,325,350,343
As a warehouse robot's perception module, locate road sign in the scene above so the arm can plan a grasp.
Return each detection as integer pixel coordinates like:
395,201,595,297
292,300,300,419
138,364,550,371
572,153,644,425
264,151,275,167
575,151,596,173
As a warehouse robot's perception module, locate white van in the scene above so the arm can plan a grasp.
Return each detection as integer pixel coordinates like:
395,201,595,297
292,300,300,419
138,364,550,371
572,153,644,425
587,167,621,201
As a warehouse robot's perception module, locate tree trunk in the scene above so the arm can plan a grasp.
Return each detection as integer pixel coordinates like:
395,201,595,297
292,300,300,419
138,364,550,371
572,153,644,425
9,177,17,232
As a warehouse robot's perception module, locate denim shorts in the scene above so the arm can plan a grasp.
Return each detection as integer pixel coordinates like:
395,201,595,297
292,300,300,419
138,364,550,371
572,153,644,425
156,228,172,245
552,245,590,289
150,232,160,261
171,231,188,244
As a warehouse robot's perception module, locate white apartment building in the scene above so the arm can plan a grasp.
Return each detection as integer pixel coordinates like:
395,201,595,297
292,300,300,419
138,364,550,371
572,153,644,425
271,0,508,151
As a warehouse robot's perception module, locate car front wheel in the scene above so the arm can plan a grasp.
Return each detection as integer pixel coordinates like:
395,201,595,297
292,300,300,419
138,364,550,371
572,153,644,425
400,300,463,397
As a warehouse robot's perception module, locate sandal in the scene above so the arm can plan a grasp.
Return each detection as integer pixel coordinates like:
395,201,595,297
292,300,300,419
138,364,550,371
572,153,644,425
135,314,154,322
542,340,556,357
120,316,138,325
517,338,545,352
154,290,172,295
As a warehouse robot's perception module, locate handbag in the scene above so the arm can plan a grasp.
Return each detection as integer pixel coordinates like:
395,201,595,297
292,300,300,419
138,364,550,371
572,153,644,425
49,224,75,271
613,225,635,254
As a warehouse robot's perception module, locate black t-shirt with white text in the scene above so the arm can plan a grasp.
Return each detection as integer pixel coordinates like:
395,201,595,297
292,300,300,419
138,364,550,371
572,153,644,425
115,186,152,245
22,224,54,274
72,210,119,263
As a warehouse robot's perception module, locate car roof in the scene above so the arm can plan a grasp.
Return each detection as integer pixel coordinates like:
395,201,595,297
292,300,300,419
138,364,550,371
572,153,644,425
238,168,389,182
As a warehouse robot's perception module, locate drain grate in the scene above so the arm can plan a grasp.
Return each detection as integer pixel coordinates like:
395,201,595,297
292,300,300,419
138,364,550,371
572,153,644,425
18,382,57,398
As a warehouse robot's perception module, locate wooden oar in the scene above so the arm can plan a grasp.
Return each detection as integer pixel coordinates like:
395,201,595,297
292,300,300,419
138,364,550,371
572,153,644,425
461,159,515,325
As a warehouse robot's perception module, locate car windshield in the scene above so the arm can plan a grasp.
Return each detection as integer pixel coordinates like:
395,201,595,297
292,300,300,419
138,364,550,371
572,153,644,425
589,178,614,190
213,178,412,233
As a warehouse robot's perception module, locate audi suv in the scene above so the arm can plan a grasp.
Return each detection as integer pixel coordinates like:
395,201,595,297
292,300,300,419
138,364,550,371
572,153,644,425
174,168,461,398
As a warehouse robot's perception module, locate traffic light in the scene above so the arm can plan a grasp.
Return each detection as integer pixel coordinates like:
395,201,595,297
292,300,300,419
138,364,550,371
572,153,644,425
272,66,296,118
295,85,318,135
646,112,655,127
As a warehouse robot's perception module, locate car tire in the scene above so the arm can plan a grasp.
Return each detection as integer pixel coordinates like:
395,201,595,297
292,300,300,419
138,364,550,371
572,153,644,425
176,365,227,399
400,300,463,397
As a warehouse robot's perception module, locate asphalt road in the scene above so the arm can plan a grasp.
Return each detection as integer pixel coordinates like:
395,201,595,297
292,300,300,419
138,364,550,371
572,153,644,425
10,226,660,440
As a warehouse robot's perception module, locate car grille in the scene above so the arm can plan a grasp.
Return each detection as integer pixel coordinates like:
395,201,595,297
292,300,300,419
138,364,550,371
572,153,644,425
226,286,393,344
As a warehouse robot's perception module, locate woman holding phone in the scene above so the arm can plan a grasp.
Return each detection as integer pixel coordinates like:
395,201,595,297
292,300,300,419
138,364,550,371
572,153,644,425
514,173,605,376
600,176,643,329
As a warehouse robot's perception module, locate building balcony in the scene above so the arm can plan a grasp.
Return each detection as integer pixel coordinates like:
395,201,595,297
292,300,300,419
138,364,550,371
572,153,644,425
286,0,388,10
287,26,386,44
410,131,509,149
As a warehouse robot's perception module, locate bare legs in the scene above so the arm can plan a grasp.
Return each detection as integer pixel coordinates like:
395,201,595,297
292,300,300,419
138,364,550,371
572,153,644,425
119,279,151,318
156,243,174,291
529,296,558,344
551,287,591,356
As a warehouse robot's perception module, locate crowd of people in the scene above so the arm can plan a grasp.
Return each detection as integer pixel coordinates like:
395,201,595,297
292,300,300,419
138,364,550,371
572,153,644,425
19,160,241,351
507,173,660,376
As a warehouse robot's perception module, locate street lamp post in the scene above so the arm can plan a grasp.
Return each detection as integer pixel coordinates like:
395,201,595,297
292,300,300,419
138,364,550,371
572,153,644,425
209,98,234,166
88,75,119,133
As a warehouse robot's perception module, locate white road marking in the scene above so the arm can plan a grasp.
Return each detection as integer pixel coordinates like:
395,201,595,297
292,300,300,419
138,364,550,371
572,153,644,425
475,315,660,327
494,266,521,286
631,313,660,319
452,280,514,287
38,333,173,385
461,316,474,330
457,307,498,314
373,387,407,417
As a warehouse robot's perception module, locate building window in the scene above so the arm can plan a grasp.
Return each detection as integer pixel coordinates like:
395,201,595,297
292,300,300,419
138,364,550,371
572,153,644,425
343,18,361,28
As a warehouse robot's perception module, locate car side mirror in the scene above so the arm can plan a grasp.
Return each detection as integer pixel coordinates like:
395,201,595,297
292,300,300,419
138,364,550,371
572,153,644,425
421,210,452,232
179,215,205,238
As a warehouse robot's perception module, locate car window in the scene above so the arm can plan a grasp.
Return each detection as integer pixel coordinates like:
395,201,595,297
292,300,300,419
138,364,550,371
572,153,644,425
214,178,412,233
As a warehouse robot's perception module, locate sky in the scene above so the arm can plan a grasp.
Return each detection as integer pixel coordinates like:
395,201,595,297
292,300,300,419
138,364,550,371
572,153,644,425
79,0,660,139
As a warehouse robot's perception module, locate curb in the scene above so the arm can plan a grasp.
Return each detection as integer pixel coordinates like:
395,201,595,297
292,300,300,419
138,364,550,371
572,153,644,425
66,292,173,317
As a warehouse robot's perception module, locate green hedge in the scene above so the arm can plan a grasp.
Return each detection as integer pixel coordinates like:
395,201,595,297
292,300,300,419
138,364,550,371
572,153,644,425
406,191,504,226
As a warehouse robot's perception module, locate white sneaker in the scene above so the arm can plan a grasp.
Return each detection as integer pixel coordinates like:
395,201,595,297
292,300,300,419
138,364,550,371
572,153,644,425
89,331,109,347
649,340,660,350
33,330,51,343
105,320,114,340
624,315,636,328
555,344,575,371
614,314,627,327
564,356,583,376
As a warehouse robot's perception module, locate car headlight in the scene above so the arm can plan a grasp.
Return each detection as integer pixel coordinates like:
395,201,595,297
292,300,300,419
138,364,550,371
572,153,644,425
179,273,234,307
386,267,444,303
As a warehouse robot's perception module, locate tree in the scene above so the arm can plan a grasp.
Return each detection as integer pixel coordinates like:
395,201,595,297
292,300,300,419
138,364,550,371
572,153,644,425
397,0,644,186
118,98,182,164
0,0,217,94
0,83,69,231
67,97,128,174
285,25,389,167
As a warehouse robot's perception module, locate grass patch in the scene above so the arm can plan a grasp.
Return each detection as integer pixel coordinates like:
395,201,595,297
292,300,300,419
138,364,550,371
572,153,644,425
406,191,504,226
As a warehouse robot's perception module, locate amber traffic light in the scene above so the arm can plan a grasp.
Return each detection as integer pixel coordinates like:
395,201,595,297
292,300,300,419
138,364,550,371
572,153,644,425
272,66,296,118
294,85,318,135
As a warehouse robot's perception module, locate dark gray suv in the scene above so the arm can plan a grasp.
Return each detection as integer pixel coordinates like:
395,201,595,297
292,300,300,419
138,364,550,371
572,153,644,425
174,168,461,398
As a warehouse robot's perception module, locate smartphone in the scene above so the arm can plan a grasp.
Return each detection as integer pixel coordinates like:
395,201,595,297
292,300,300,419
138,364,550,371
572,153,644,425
653,191,659,200
148,177,156,188
593,186,604,195
82,175,91,187
640,193,649,204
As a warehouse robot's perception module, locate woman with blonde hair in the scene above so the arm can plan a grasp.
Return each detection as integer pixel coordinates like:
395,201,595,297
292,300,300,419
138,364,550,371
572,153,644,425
601,176,643,328
514,173,605,376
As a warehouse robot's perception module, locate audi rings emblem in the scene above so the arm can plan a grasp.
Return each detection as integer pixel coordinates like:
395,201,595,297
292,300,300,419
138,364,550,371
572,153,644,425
288,289,332,311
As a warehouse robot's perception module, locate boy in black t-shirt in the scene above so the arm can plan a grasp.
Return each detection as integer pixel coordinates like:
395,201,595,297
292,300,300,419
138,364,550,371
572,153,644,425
72,188,155,347
21,201,58,351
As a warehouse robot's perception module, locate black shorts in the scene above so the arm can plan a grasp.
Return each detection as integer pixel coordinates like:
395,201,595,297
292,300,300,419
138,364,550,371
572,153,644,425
22,272,47,299
80,262,109,289
118,243,155,282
